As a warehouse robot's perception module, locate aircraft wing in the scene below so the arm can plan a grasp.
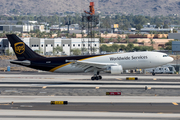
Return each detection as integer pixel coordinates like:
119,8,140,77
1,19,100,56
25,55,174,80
71,61,118,72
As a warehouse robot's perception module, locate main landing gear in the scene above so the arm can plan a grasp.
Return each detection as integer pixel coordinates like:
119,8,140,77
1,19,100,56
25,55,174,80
152,69,156,76
91,71,102,80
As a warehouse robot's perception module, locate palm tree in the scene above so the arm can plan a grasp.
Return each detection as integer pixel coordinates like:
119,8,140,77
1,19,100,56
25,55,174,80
125,36,129,43
71,48,81,55
108,37,113,42
100,37,105,43
133,39,138,43
149,38,155,48
57,31,61,36
142,41,145,46
53,46,63,55
92,47,98,54
117,36,122,43
66,33,69,38
72,33,76,38
81,48,88,55
104,31,108,38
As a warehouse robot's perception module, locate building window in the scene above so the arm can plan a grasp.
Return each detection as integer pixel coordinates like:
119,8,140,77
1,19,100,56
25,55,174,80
83,44,85,46
37,45,39,47
46,45,47,47
57,44,59,46
63,44,65,46
0,45,1,47
41,45,43,47
94,44,96,47
78,44,80,47
34,45,36,47
51,44,53,47
68,44,70,46
32,45,34,47
73,44,75,47
88,44,90,46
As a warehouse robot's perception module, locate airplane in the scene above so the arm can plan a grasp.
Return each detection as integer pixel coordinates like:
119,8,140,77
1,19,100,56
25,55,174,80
6,34,174,80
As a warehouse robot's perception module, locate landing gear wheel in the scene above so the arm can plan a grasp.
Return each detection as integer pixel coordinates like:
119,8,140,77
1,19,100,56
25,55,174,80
91,70,102,80
152,73,155,76
99,76,102,79
95,76,99,80
91,77,95,80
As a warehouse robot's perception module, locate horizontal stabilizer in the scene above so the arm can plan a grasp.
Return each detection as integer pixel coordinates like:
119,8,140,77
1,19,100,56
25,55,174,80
10,60,31,66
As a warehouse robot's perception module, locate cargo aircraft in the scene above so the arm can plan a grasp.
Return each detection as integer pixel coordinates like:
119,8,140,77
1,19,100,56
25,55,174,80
6,34,173,80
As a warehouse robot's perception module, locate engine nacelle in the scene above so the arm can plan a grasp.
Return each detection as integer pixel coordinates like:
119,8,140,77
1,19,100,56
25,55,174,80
111,65,123,74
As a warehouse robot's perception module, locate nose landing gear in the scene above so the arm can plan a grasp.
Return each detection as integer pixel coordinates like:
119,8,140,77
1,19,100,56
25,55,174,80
152,69,156,76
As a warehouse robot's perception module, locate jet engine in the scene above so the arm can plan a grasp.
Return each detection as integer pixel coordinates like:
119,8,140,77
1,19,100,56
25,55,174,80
111,65,123,74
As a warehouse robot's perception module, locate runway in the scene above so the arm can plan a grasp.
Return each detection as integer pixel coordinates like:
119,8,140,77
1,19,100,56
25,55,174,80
1,96,180,103
1,72,180,119
0,102,180,113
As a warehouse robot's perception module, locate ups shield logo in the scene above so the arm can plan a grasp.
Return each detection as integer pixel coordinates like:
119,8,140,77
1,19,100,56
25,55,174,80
14,42,25,54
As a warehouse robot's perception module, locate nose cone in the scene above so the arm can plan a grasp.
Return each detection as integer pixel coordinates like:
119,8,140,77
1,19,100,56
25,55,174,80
169,56,174,62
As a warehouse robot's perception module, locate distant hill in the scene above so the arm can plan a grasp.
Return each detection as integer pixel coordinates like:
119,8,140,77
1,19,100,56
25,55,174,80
1,0,180,16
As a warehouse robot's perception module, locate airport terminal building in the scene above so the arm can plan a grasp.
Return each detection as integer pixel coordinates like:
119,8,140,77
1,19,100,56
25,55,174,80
0,37,100,56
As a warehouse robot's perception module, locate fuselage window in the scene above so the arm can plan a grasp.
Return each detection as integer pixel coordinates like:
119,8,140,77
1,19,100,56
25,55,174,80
163,55,168,57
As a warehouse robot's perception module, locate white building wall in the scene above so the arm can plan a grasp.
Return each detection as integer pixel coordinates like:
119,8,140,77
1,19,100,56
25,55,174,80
71,38,82,49
45,39,53,53
23,38,30,46
40,39,45,55
71,38,100,54
63,44,70,55
6,37,99,56
45,44,53,53
54,38,61,48
23,25,34,32
54,38,62,55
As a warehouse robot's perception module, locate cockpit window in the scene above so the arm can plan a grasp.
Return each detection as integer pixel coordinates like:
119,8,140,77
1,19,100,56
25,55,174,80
163,55,169,57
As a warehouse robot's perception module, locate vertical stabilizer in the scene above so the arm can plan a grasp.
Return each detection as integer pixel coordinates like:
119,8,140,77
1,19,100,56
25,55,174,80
6,34,45,60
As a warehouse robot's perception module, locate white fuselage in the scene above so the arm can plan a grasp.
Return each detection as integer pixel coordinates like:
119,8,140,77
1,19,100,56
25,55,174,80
54,51,174,73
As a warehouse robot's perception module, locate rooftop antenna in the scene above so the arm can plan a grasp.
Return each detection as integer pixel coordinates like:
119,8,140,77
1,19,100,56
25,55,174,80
59,16,61,33
65,0,71,33
81,2,99,55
